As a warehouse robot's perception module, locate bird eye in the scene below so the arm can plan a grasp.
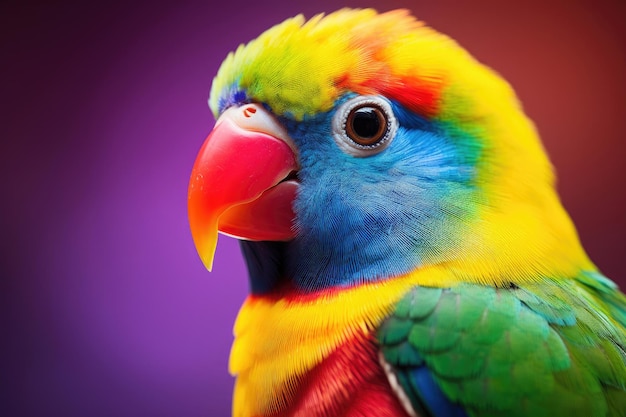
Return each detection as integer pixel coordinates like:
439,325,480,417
332,95,397,156
346,105,387,145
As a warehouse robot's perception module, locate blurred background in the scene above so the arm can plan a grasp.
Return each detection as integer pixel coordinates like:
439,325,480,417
2,0,624,415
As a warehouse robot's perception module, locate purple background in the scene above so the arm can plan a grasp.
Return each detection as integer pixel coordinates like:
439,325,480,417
3,0,625,416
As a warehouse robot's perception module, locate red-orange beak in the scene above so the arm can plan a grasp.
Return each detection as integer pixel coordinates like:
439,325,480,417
188,104,298,270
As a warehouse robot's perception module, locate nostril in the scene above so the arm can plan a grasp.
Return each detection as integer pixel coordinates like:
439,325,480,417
243,106,257,118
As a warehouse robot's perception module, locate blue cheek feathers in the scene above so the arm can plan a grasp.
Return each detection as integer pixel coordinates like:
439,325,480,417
213,92,482,294
270,100,481,292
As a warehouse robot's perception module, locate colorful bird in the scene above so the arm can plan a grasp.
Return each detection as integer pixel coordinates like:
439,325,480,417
188,8,626,417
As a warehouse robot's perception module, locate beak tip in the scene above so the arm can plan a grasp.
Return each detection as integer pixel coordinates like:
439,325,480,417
197,249,215,273
201,235,218,272
190,225,218,273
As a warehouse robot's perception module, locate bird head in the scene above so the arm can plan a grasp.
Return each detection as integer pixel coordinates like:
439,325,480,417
188,9,591,292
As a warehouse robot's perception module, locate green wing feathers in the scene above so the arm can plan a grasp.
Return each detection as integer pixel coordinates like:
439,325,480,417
378,272,626,417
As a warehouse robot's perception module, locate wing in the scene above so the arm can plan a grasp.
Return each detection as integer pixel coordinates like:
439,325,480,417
377,271,626,417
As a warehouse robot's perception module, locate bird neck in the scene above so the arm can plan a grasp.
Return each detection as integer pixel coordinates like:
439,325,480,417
441,188,595,286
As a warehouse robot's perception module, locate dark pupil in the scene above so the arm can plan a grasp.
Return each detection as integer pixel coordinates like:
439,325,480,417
352,108,381,139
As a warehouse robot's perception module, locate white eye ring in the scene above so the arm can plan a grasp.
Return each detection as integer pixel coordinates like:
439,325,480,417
332,95,398,157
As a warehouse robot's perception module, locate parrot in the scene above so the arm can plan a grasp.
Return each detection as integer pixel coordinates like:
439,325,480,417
187,8,626,417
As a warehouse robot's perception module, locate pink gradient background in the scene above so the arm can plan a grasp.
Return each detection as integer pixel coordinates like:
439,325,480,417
2,0,624,415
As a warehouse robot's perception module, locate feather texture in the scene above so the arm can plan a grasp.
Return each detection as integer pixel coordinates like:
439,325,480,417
378,274,626,416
